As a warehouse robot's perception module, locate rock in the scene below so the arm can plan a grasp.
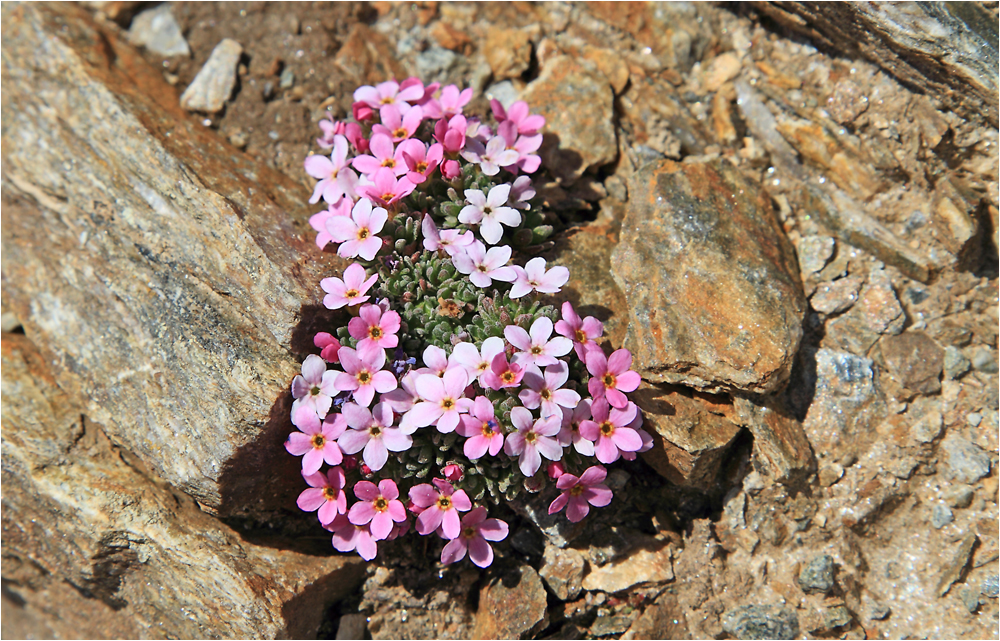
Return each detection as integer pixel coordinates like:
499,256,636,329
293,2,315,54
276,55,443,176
581,535,673,593
862,593,891,620
473,565,548,640
2,3,332,512
734,396,815,483
970,346,999,374
880,331,945,395
620,592,689,640
798,554,836,594
941,436,992,484
510,495,585,549
721,604,799,640
825,79,869,124
931,504,954,529
127,3,190,57
589,613,634,637
936,533,978,596
982,574,999,598
821,605,853,631
485,28,532,80
702,52,743,92
943,346,972,379
634,384,743,487
509,525,546,558
538,545,585,601
485,80,519,109
619,78,712,159
776,120,885,200
612,159,806,394
824,269,905,355
810,275,864,315
910,410,943,444
180,38,242,113
946,486,975,509
335,613,368,640
279,67,294,89
334,23,408,86
521,55,616,184
429,21,472,54
817,464,844,487
797,235,836,274
960,586,982,613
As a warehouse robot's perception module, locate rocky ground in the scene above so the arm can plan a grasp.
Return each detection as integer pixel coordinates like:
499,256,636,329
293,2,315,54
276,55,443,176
2,2,997,639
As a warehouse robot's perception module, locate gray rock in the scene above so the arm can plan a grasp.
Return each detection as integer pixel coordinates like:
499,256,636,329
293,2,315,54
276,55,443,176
798,235,836,273
943,346,972,379
721,605,800,640
910,410,943,443
880,331,945,395
180,39,243,113
279,67,295,89
538,545,585,600
335,613,368,640
485,80,519,110
822,605,853,630
798,554,836,594
127,4,190,58
959,586,981,613
0,310,21,332
590,614,633,637
509,524,546,557
862,593,891,620
982,574,999,598
510,497,584,548
931,504,954,529
970,346,999,374
941,436,992,484
811,275,863,315
824,269,905,354
414,46,457,82
946,486,975,509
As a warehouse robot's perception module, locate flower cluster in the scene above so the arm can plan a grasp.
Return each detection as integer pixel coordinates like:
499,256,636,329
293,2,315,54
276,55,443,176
287,78,651,567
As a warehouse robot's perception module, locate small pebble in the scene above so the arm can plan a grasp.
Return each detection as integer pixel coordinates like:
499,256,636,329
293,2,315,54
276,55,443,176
279,67,295,89
931,504,954,529
982,574,999,598
966,412,983,427
262,81,275,101
959,586,981,613
946,487,975,509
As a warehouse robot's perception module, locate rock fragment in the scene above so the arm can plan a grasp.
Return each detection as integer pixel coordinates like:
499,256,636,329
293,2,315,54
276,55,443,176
127,3,190,57
936,533,978,596
180,38,242,113
880,331,945,395
931,504,954,529
538,545,585,601
702,51,742,92
798,554,836,594
580,536,674,593
797,235,836,274
734,396,814,482
943,346,972,379
473,565,547,640
810,275,864,315
721,604,799,640
941,436,992,484
484,28,532,80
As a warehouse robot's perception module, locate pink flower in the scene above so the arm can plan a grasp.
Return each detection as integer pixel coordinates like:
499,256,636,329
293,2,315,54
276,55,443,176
309,198,353,250
558,399,595,456
348,479,407,540
579,399,642,464
434,114,467,154
504,317,573,368
409,478,472,539
357,167,416,208
459,185,522,245
291,354,339,418
452,241,517,288
345,122,369,154
403,141,443,185
480,351,525,390
335,346,398,407
519,362,581,418
348,303,401,361
441,507,509,568
314,332,342,364
316,116,346,149
450,337,505,385
381,370,420,417
408,367,473,433
326,513,378,560
424,84,473,119
372,104,424,142
352,101,374,123
326,198,387,261
338,402,411,471
504,406,563,477
497,120,542,174
422,215,474,256
297,466,347,525
547,465,613,522
585,348,641,409
353,80,424,112
457,396,505,459
461,135,519,176
304,135,360,205
442,464,463,482
351,133,409,177
400,77,437,105
490,99,546,136
509,257,570,299
321,263,378,310
509,175,536,210
547,461,566,479
555,301,603,360
286,405,347,474
440,158,462,180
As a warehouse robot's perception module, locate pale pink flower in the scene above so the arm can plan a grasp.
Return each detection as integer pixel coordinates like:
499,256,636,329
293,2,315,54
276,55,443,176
338,402,411,471
579,399,642,464
558,399,595,456
509,175,535,210
316,116,346,149
381,370,420,415
409,478,472,539
372,104,424,142
452,241,517,288
353,80,424,112
399,77,436,106
423,84,473,119
547,465,613,522
420,345,450,377
459,185,522,245
326,198,388,261
335,346,398,407
509,257,570,299
504,406,563,477
519,362,581,418
497,120,542,174
286,405,347,474
408,367,473,433
422,215,474,256
321,263,377,310
304,135,360,205
449,337,505,385
348,479,407,540
297,466,347,525
505,317,573,368
309,198,353,250
620,410,653,461
291,354,339,417
480,351,525,390
357,167,416,208
326,513,377,560
585,348,641,409
441,507,509,568
440,158,462,180
457,396,504,459
490,99,546,136
348,304,401,361
351,133,409,177
402,141,443,185
555,301,604,360
461,135,519,176
314,332,342,364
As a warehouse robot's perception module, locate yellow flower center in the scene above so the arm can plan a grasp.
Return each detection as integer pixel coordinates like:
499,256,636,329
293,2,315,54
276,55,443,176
600,421,614,437
436,496,452,510
462,526,477,539
530,345,543,355
322,486,338,500
602,373,616,388
540,389,552,400
311,434,326,448
569,485,584,497
369,326,383,339
358,371,372,385
370,425,381,437
525,432,538,444
357,228,370,240
441,398,455,410
345,288,359,298
501,371,515,383
373,497,389,512
393,127,408,139
381,158,396,168
575,329,587,343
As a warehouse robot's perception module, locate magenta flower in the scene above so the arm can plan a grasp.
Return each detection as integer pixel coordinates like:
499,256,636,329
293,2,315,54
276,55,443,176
326,513,378,561
344,121,369,154
351,133,408,177
297,466,347,525
402,141,443,185
285,405,347,474
348,479,407,540
450,336,505,385
509,175,536,210
458,185,522,245
497,120,542,174
326,198,387,261
409,478,472,538
304,135,359,205
358,167,416,208
480,351,525,390
461,135,519,176
335,346,397,407
348,303,401,361
457,396,505,459
503,406,563,477
555,301,604,360
509,257,570,299
547,465,613,522
441,507,509,568
490,99,546,136
442,464,463,482
504,317,573,368
291,354,339,418
422,215,474,256
579,399,642,464
353,80,424,112
338,402,411,471
452,241,517,288
558,399,595,456
321,263,378,310
409,367,473,433
314,332,342,364
433,114,467,154
372,104,424,142
519,362,581,419
585,348,642,409
424,84,473,119
309,197,352,250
